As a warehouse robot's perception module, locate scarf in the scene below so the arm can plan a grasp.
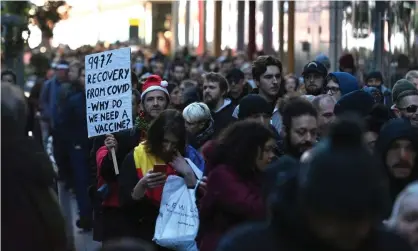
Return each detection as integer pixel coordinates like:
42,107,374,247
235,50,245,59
190,120,215,150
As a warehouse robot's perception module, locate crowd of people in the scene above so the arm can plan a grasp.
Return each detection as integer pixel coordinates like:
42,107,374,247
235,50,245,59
2,45,418,251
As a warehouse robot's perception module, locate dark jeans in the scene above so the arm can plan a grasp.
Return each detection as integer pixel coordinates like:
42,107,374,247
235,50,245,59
69,144,93,219
52,132,73,188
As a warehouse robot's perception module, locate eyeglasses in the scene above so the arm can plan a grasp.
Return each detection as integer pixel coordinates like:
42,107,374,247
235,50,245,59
325,86,340,94
399,105,418,113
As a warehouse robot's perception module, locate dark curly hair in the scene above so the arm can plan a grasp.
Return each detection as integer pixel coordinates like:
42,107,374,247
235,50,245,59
206,120,277,178
145,109,186,158
282,97,318,134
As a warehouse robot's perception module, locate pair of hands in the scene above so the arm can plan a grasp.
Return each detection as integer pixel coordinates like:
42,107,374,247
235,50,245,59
105,134,208,193
140,154,208,194
140,172,208,193
139,152,191,189
104,134,163,189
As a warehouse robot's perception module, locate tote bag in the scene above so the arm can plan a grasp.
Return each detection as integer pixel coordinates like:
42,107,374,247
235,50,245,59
153,158,203,251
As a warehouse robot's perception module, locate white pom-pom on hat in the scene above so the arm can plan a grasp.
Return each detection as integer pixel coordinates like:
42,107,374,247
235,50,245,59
141,74,170,100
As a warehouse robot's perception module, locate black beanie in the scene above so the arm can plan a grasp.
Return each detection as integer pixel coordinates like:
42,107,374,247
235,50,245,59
334,90,375,117
238,94,272,119
365,71,383,83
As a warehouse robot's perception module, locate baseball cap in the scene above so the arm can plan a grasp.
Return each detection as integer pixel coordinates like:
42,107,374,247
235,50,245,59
302,61,328,78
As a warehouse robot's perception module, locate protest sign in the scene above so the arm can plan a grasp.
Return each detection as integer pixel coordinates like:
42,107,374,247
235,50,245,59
85,47,132,138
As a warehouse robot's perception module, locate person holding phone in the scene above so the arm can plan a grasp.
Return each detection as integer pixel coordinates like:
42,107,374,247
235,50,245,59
118,109,200,249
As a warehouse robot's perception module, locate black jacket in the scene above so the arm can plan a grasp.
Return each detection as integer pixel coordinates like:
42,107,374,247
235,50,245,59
117,151,161,242
212,100,236,137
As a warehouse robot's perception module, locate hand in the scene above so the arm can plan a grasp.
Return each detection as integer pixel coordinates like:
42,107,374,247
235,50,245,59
104,134,118,152
139,170,166,189
169,152,190,175
198,176,208,196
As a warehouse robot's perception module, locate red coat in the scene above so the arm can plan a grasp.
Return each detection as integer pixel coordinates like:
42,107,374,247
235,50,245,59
96,146,120,208
198,164,266,251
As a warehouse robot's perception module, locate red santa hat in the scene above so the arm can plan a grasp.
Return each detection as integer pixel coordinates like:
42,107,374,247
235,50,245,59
141,75,169,100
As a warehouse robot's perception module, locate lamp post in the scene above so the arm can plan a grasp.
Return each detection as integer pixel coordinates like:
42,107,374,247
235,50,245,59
2,13,29,88
373,1,387,72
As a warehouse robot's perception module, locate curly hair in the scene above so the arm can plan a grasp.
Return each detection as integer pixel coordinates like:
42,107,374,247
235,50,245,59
281,97,318,133
145,109,187,157
206,120,277,178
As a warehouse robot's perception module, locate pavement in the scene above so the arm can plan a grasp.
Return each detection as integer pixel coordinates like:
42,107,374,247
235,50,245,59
58,182,101,251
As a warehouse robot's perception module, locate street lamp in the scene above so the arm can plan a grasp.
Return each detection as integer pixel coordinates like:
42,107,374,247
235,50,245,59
1,13,28,87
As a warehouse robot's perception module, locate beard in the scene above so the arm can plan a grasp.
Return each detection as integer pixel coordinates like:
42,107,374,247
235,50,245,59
204,95,219,110
390,160,414,178
285,136,314,159
305,85,323,96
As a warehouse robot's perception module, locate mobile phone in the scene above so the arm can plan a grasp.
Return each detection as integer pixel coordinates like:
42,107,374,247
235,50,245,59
153,164,167,173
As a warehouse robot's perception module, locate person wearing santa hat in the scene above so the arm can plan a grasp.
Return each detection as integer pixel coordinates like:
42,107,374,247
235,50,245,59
95,74,170,170
140,74,170,120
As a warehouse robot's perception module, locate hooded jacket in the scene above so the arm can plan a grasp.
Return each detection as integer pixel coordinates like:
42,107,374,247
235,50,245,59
375,118,418,209
328,72,359,98
365,71,392,106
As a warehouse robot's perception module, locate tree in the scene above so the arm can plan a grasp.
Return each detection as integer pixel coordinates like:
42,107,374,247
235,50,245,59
29,1,67,47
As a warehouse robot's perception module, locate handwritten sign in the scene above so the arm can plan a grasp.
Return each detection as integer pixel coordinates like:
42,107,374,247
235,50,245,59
85,47,132,138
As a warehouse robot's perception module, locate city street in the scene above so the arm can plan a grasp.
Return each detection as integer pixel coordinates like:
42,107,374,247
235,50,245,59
58,182,100,251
